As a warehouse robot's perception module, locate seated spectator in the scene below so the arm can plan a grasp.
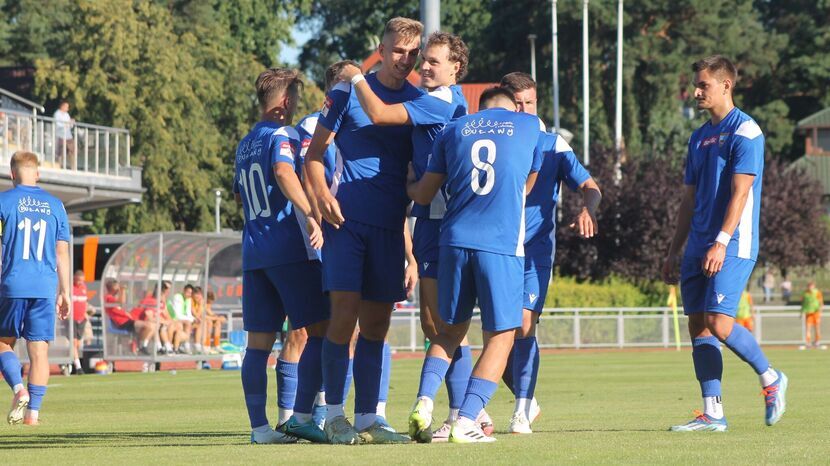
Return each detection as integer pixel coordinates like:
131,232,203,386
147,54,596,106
104,279,155,354
167,284,195,354
203,291,226,353
191,286,205,354
132,280,179,355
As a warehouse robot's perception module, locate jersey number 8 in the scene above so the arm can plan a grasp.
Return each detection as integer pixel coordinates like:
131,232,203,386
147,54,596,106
239,162,272,220
470,139,496,196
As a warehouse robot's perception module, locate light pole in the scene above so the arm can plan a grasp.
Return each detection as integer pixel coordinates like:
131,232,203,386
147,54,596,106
214,188,223,233
528,34,537,81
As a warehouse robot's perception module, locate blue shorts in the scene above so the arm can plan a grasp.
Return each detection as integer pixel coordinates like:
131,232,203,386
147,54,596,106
680,255,756,317
523,263,552,313
413,218,440,280
438,246,523,332
243,261,330,333
0,298,56,341
322,220,405,302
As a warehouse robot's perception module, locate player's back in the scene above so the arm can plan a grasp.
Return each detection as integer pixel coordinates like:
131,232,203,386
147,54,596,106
0,185,69,298
434,108,542,256
234,121,316,271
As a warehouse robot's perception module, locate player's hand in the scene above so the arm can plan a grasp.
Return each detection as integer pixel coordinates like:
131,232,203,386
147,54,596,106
404,261,418,299
56,292,71,320
569,207,598,238
702,243,726,278
338,64,362,83
305,216,324,249
316,191,345,228
406,162,417,184
662,254,680,285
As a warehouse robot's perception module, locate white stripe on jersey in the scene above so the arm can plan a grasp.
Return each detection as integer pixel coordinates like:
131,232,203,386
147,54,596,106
330,146,344,196
735,120,762,140
299,115,319,137
332,81,351,93
516,193,527,257
428,86,454,103
292,208,319,261
737,185,754,259
554,134,573,153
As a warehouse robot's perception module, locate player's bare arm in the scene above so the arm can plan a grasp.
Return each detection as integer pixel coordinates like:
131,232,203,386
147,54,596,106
662,184,696,284
525,171,539,194
403,218,418,298
406,163,445,205
701,173,754,278
56,240,71,320
568,177,602,239
339,64,411,125
273,161,323,249
304,123,344,228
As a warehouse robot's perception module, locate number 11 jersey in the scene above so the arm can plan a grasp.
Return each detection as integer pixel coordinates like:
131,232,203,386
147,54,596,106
0,184,70,298
427,108,543,257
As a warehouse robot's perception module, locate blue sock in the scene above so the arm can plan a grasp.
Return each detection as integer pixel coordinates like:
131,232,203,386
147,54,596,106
322,338,350,406
723,323,770,374
692,336,723,397
353,334,384,414
459,377,498,421
241,348,270,428
276,359,298,411
294,336,323,414
0,352,23,391
502,347,515,395
512,337,539,399
27,384,47,411
445,346,472,409
378,342,392,403
417,356,450,399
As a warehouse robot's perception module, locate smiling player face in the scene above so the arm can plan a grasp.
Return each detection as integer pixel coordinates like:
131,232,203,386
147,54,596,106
419,44,459,89
379,33,421,81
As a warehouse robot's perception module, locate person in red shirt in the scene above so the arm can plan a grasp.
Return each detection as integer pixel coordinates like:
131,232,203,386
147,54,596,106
71,270,90,374
104,279,156,354
130,280,178,354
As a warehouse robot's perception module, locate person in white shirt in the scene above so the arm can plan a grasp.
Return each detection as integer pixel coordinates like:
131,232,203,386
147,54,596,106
53,101,75,169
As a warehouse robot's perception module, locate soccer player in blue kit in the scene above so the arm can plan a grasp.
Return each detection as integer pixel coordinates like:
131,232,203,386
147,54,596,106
0,151,71,426
500,72,602,434
406,87,543,443
234,68,330,444
662,56,787,432
304,17,424,445
337,31,495,440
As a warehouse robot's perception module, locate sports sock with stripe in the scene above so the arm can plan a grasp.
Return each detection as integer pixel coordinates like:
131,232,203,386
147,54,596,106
275,358,297,425
723,324,772,376
322,338,350,410
445,345,472,411
242,348,271,429
377,341,392,411
353,334,383,429
0,351,24,391
294,336,323,416
417,356,450,399
458,377,498,421
512,336,539,400
692,336,723,419
27,383,47,412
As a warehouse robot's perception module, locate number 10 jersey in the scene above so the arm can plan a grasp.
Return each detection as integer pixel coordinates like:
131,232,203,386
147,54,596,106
427,108,543,257
0,185,70,298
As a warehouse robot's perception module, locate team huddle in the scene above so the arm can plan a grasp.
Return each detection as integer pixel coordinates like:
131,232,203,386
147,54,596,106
0,15,787,443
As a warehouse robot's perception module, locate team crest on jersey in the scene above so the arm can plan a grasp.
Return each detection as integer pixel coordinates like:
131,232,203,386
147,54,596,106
18,196,51,215
321,96,333,117
701,135,718,148
461,118,514,137
718,133,729,147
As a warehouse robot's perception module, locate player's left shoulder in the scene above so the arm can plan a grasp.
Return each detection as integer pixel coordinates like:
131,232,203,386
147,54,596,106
273,125,300,142
426,86,454,104
732,109,763,140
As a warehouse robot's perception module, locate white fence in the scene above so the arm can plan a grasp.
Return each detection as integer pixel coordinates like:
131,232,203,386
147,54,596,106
386,306,819,351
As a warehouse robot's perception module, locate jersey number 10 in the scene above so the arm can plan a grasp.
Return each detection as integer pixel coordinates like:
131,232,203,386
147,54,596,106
18,217,47,261
470,139,496,196
239,162,273,220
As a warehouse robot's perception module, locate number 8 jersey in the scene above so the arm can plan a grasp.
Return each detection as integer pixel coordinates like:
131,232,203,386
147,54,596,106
233,121,318,271
0,184,70,298
427,108,543,257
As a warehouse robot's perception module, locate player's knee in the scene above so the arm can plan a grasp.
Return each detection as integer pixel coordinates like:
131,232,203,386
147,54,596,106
304,320,328,338
703,314,732,341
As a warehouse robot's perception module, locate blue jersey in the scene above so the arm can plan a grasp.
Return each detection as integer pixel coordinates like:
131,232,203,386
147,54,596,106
0,185,70,298
233,121,317,271
407,85,468,219
428,108,543,256
318,74,422,230
296,112,338,188
684,107,764,260
524,133,591,267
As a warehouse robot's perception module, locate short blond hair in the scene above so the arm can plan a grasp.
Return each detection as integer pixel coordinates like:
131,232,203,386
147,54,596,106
382,17,423,42
255,68,304,109
10,151,38,172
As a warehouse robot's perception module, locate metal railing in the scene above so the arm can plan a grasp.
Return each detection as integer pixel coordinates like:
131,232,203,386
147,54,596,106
385,306,821,351
0,107,131,175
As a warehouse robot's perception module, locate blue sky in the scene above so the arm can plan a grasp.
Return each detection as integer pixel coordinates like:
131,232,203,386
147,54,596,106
279,27,312,65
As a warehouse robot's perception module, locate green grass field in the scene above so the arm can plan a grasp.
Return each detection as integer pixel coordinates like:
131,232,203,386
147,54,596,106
2,348,829,465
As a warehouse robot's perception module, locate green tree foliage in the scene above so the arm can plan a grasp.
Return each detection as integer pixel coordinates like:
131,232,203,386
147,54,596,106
2,0,314,233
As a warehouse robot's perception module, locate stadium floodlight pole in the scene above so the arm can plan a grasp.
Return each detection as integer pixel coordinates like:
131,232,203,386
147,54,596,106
528,34,537,81
582,0,590,165
214,188,222,233
552,0,560,132
421,0,440,36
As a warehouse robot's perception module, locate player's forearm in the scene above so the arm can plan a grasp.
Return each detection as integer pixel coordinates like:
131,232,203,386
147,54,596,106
403,218,415,264
56,241,71,295
407,180,431,205
275,166,314,217
580,178,602,214
353,80,409,125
